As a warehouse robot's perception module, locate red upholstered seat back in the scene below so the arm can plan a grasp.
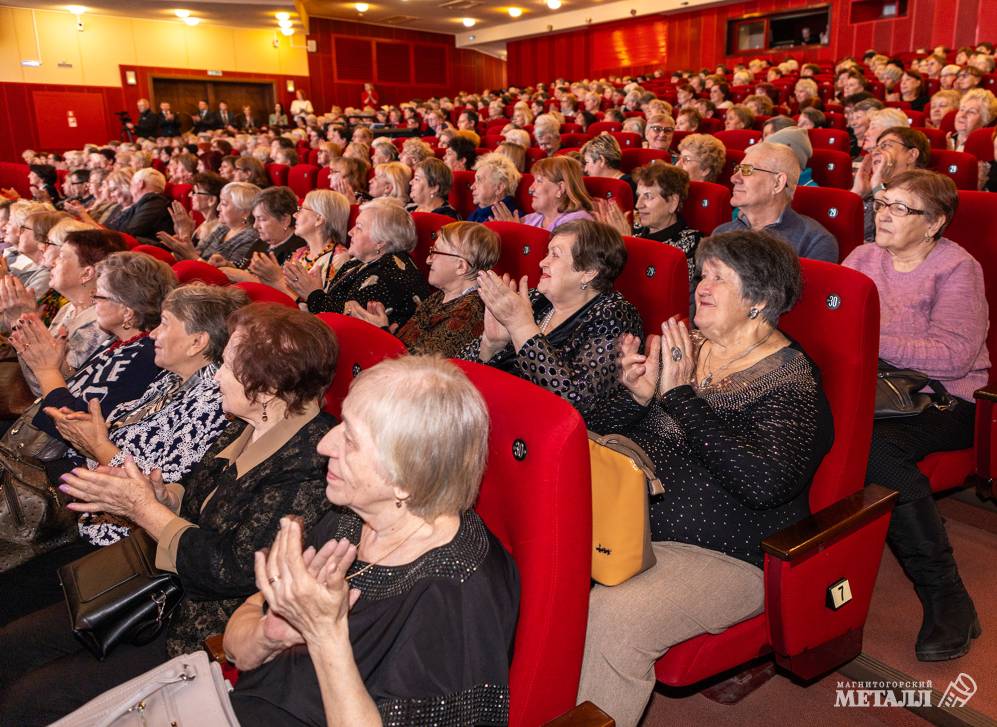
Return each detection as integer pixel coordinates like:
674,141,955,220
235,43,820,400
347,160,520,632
583,176,633,213
449,169,477,218
609,131,642,148
807,127,850,152
792,186,865,261
410,211,455,274
452,360,591,727
718,147,744,191
484,221,551,287
315,313,407,418
619,236,689,335
964,127,995,162
131,244,176,265
779,259,880,510
288,164,318,199
945,191,997,357
714,129,762,151
588,121,622,134
808,148,854,189
167,183,193,212
265,163,289,188
682,180,732,236
928,149,979,190
171,259,230,286
515,173,535,214
916,127,948,150
317,166,332,190
234,282,297,308
620,148,670,173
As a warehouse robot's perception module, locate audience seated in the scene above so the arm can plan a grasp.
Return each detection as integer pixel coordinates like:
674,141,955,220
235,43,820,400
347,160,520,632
407,158,461,218
578,230,832,727
852,126,931,240
676,134,726,183
950,88,997,151
460,219,642,424
166,181,260,267
468,152,522,222
103,168,174,243
0,304,338,726
496,156,594,230
714,142,838,261
843,170,988,662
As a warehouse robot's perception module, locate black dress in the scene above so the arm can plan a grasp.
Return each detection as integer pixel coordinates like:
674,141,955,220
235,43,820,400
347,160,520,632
632,215,702,286
230,509,519,727
306,252,431,327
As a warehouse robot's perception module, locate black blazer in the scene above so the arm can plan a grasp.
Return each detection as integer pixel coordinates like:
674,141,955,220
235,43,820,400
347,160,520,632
134,110,161,138
234,113,258,131
217,109,235,128
158,113,181,137
193,109,221,132
105,193,174,243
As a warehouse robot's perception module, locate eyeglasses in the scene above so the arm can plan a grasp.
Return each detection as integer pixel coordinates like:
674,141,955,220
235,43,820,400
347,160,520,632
647,125,675,134
872,198,927,217
191,190,214,197
731,163,780,177
93,294,123,304
874,139,914,153
427,246,467,262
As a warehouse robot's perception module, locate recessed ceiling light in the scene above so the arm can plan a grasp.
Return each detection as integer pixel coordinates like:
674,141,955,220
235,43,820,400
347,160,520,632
468,34,475,40
355,2,369,12
462,17,476,27
275,11,290,20
280,26,294,35
182,15,200,25
546,0,561,8
508,7,522,17
174,9,190,17
278,18,293,28
65,5,87,14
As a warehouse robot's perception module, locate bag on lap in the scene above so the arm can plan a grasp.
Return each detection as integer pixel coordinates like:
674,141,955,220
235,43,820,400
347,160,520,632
874,360,958,419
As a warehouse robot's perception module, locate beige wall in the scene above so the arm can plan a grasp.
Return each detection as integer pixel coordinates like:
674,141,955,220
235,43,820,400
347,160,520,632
0,6,309,86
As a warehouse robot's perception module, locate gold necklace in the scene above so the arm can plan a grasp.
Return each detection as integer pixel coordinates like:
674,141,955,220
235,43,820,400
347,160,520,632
700,329,775,388
346,521,426,582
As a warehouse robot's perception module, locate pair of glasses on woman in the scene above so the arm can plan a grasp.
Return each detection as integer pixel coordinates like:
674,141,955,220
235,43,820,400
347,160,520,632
871,198,927,217
427,246,467,263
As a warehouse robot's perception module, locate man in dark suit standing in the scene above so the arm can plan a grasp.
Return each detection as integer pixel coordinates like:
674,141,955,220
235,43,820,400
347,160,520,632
218,101,234,129
192,99,221,132
234,104,258,132
129,98,161,138
158,101,181,137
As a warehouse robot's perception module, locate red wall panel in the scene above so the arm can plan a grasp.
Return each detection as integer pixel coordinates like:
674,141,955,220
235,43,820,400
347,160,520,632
33,91,109,150
306,17,505,110
507,0,997,85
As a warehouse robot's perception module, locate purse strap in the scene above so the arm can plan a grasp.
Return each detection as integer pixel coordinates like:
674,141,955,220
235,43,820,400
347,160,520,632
588,431,665,496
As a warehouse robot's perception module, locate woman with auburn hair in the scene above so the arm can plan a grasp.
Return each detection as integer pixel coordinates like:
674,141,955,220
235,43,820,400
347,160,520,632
492,156,594,231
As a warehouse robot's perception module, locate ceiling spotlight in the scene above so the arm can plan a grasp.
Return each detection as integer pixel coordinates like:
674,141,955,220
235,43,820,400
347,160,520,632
182,15,200,25
508,6,522,17
280,26,294,35
278,18,293,27
65,5,87,14
355,2,369,12
467,34,475,40
174,9,190,17
546,0,561,8
462,17,475,27
275,11,290,20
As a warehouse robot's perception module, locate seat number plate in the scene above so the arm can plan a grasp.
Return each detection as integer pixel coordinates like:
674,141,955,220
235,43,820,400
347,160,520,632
826,578,852,610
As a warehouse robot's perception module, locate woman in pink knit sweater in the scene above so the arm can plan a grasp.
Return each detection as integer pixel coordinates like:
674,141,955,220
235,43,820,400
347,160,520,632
843,170,989,663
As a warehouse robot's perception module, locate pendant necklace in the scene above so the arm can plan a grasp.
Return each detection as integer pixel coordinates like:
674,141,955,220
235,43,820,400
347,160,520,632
700,329,775,388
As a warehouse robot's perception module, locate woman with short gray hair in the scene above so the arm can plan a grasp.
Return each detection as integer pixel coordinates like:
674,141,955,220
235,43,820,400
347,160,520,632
578,229,833,726
285,198,431,327
468,153,522,222
174,181,260,267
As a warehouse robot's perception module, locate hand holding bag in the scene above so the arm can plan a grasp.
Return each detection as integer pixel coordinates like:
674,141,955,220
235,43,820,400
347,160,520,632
588,431,665,586
59,528,184,660
49,649,240,727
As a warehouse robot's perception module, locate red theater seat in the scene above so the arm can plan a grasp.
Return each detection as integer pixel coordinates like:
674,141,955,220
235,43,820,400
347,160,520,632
621,148,671,173
792,186,865,261
131,244,175,265
619,236,690,335
410,211,455,274
655,259,897,688
451,360,591,726
928,149,978,190
916,127,948,150
265,163,289,187
516,173,535,214
172,259,230,286
714,129,762,151
288,164,318,199
808,148,854,189
583,176,634,213
807,128,850,152
234,282,297,308
449,169,477,218
317,166,332,190
484,221,551,287
609,131,642,149
588,121,622,134
166,183,193,212
315,313,407,419
683,180,732,236
964,127,996,162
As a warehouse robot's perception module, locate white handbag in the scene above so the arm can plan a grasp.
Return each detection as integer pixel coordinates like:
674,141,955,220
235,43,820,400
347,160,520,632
50,650,240,727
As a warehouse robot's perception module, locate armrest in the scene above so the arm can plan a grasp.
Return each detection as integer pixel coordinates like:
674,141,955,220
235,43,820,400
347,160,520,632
761,484,897,561
973,383,997,403
543,701,615,727
202,633,229,665
973,385,995,498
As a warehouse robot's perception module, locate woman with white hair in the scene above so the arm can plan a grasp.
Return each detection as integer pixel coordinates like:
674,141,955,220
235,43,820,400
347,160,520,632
861,108,910,153
165,181,261,267
468,153,522,222
503,128,531,150
285,198,431,327
949,88,997,151
368,161,412,205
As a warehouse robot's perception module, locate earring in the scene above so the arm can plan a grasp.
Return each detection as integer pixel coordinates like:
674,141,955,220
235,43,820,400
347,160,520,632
122,320,132,330
580,281,589,290
395,494,409,508
261,399,269,423
395,498,403,508
748,307,760,319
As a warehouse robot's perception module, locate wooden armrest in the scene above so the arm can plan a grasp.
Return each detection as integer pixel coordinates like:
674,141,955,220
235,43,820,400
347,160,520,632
543,701,615,726
202,633,228,665
974,384,997,403
761,483,897,561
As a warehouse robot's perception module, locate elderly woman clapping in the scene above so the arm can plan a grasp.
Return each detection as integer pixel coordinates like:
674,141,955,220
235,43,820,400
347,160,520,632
493,157,594,232
468,153,522,222
347,221,501,356
461,219,642,424
164,181,261,267
578,231,833,726
0,304,339,725
286,198,431,327
222,356,519,727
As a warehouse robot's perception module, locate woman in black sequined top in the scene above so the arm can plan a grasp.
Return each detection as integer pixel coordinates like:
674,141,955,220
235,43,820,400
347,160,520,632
577,231,833,726
460,219,642,426
224,356,519,727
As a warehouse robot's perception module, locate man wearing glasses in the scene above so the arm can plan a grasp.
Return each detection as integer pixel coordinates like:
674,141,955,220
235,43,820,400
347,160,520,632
713,142,837,262
852,128,931,241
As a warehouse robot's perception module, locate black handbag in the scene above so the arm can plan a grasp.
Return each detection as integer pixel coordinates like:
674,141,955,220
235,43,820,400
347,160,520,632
875,360,958,419
58,529,184,660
